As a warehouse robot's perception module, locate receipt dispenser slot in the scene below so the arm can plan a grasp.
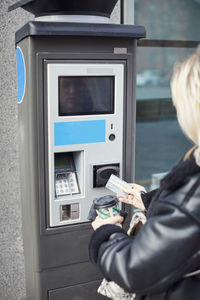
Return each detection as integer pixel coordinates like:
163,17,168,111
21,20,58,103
60,204,79,221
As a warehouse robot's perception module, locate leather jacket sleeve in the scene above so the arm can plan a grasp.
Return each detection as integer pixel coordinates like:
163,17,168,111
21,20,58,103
141,188,158,210
89,191,200,295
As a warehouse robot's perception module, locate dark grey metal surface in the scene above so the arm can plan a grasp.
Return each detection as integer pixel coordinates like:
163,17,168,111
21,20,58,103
15,21,146,44
8,0,118,18
8,0,33,11
48,280,108,300
17,31,138,299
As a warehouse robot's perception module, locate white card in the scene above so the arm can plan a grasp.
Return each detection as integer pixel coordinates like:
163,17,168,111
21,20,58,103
106,174,131,198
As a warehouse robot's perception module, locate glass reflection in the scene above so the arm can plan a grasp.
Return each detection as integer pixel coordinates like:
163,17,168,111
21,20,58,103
135,48,194,190
134,0,200,41
59,76,114,116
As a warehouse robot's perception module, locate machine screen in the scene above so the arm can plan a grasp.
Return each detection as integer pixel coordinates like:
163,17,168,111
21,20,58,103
55,153,73,170
59,76,114,116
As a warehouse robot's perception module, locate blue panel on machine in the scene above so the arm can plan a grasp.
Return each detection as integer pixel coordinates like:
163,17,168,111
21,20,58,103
54,120,106,146
16,47,26,103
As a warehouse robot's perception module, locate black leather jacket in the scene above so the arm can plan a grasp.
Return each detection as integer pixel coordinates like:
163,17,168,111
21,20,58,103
89,153,200,300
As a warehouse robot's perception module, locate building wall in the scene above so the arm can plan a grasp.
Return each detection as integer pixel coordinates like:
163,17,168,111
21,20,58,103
0,1,120,299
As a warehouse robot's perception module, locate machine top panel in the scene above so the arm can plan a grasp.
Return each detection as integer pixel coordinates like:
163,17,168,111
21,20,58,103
8,0,118,17
14,21,146,44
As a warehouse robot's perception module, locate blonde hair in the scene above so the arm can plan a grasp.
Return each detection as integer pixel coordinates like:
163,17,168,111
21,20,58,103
171,46,200,148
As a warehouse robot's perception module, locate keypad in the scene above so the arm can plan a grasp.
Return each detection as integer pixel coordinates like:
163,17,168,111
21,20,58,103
56,172,79,196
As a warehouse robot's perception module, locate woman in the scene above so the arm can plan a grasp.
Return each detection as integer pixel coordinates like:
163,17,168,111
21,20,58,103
89,47,200,300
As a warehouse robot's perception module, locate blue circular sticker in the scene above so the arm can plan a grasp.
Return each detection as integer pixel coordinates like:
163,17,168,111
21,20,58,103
16,47,26,103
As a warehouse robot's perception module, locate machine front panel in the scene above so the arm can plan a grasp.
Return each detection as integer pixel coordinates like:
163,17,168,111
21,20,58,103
47,62,125,227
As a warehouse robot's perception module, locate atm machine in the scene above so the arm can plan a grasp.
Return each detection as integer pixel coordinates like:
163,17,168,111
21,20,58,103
9,0,146,299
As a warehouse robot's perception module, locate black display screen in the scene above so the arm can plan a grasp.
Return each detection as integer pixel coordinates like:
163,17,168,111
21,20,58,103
59,76,114,116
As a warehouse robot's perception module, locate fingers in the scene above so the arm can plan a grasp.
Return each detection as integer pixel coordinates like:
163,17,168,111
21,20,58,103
108,215,124,224
118,194,135,206
118,195,134,206
91,215,124,230
123,187,141,201
133,200,146,211
131,183,147,193
118,192,146,211
91,216,100,230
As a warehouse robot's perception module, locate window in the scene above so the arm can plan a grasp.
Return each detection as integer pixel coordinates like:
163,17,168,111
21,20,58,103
121,0,199,190
122,0,200,41
134,0,200,41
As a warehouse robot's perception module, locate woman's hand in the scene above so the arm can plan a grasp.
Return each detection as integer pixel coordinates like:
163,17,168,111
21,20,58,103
118,183,146,211
91,215,124,231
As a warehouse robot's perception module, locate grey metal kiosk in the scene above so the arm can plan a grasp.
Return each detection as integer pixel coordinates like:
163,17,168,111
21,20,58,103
9,0,146,299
